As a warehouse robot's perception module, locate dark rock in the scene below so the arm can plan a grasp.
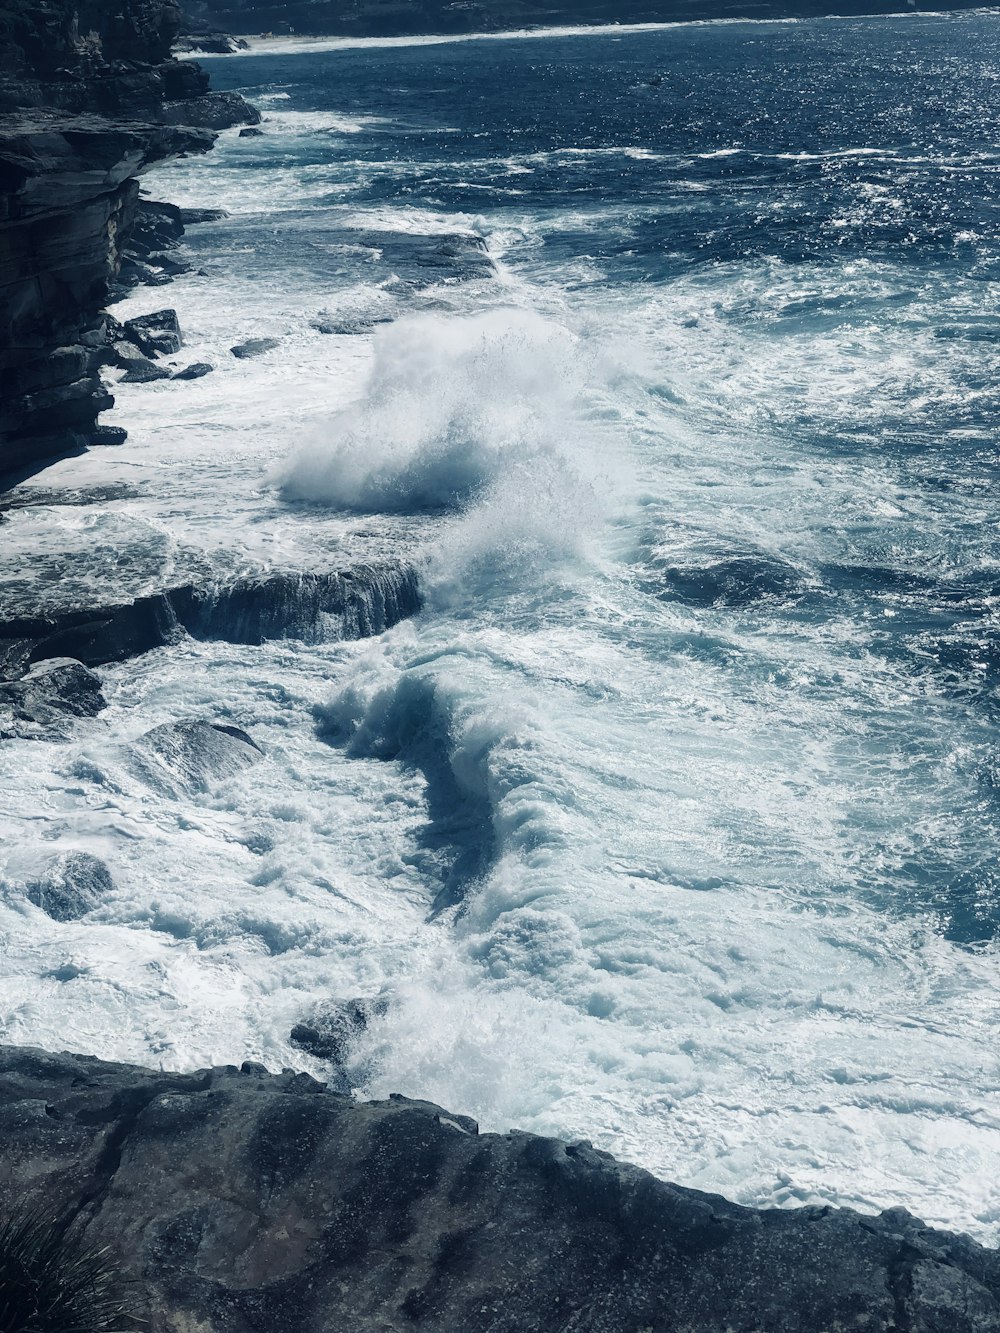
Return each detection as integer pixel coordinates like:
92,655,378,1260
230,336,280,358
0,1044,998,1332
120,358,172,383
178,206,229,223
172,361,213,380
23,852,114,920
0,1,259,479
652,540,804,608
0,565,423,672
239,125,264,136
122,308,182,356
175,31,251,53
130,718,262,795
91,424,128,445
0,657,107,735
158,91,263,130
290,995,390,1064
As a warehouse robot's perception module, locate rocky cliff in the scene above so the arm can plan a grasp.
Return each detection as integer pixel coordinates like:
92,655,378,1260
1,1044,998,1332
0,0,258,482
184,0,985,41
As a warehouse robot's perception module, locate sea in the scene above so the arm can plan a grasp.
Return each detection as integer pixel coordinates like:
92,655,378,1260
2,9,999,1241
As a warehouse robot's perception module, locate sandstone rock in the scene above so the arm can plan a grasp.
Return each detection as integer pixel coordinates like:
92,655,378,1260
0,1045,997,1332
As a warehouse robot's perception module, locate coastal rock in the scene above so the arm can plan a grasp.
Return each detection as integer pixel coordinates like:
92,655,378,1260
0,565,423,673
179,206,229,223
0,657,107,737
131,719,263,795
0,1044,997,1332
172,361,213,380
239,125,264,136
120,359,172,383
23,852,114,920
0,0,258,479
290,994,390,1070
230,336,281,358
122,308,183,356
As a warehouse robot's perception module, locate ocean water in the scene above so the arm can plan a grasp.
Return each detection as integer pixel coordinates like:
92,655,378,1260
3,11,1000,1240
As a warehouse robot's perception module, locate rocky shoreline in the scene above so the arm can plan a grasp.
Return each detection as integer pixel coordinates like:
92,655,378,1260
2,5,1000,1329
0,1044,997,1331
0,0,258,480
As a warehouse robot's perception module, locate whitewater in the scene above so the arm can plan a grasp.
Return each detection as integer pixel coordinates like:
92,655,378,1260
2,11,1000,1242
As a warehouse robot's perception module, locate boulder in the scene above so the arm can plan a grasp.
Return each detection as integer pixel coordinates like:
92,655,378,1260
178,206,229,223
23,851,114,920
120,358,172,383
239,125,264,137
290,995,390,1066
0,658,107,732
172,361,213,380
131,718,263,796
122,308,182,357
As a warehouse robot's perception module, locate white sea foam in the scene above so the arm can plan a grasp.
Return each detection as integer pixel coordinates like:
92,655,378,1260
4,23,1000,1252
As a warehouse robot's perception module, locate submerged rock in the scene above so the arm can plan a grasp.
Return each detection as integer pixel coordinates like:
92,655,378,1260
230,336,281,359
652,539,804,608
24,852,114,920
172,361,213,380
132,719,263,796
0,1044,997,1332
290,995,390,1072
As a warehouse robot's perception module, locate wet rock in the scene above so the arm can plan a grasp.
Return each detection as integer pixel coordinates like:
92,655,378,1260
24,852,114,920
178,206,229,223
91,424,128,445
120,358,172,384
0,564,423,671
0,1044,998,1332
653,540,804,607
290,995,390,1065
132,718,263,795
0,1,258,478
239,125,264,137
159,91,263,131
230,336,281,358
175,32,251,54
122,309,182,357
0,658,107,733
172,361,213,380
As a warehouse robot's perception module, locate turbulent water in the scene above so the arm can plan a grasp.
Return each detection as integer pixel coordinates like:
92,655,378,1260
3,11,1000,1240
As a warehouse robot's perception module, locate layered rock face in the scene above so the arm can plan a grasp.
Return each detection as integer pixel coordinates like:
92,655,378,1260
0,1045,998,1332
0,0,258,481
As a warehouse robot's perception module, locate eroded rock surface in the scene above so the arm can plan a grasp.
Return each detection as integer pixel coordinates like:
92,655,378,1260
0,1045,998,1332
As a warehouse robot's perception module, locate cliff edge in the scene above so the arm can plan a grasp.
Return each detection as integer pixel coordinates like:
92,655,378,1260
0,0,258,481
1,1044,999,1332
